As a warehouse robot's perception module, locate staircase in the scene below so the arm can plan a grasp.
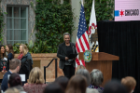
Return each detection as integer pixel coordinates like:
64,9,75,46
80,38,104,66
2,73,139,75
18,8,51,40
44,58,64,84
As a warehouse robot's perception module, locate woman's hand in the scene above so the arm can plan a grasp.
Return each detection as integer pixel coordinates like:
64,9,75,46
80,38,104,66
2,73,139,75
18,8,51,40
24,83,29,86
73,58,76,60
2,70,7,74
65,57,69,60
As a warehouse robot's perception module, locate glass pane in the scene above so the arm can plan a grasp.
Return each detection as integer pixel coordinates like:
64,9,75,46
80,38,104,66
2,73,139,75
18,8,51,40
21,19,26,29
7,7,12,17
14,30,21,40
14,41,26,44
7,41,14,45
21,30,26,40
7,30,13,40
7,18,12,29
21,7,26,18
21,41,26,43
7,41,11,45
14,19,20,29
14,7,19,17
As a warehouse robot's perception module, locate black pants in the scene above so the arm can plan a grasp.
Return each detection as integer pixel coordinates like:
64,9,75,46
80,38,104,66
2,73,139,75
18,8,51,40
63,65,75,79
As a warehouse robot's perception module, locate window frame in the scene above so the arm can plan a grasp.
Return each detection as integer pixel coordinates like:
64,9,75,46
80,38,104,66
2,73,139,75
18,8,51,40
6,5,28,44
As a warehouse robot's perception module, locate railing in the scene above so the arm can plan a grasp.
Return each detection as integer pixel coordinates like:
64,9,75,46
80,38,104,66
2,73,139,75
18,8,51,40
44,58,57,83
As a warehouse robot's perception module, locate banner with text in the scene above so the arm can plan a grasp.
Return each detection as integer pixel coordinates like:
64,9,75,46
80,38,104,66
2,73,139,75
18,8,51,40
115,0,140,21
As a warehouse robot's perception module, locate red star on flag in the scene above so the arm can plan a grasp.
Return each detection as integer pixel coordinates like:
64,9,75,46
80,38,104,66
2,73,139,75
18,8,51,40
120,10,124,17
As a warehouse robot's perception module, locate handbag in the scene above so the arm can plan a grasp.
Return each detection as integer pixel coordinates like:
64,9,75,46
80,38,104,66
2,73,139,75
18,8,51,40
0,59,8,72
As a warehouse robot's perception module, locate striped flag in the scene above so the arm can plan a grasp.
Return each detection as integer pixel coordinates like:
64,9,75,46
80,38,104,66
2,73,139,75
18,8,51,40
75,4,90,67
88,0,99,52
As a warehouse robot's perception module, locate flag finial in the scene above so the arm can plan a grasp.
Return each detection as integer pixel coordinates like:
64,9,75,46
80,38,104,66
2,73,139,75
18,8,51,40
81,0,84,6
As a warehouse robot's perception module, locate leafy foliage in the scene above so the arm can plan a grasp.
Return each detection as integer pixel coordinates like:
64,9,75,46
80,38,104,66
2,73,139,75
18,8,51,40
13,0,74,53
84,0,114,27
13,43,20,53
0,0,5,44
34,0,74,53
13,40,52,53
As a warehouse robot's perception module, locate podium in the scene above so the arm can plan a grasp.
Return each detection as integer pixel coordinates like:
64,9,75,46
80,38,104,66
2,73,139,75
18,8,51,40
79,52,119,86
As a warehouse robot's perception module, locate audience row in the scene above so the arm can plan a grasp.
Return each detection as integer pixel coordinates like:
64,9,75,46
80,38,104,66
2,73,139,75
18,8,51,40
0,44,136,93
0,44,33,91
1,57,137,93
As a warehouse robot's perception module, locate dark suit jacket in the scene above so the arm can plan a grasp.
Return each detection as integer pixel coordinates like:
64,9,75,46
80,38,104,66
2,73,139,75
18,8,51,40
19,52,33,83
57,42,77,69
1,70,12,91
7,53,14,60
21,52,33,65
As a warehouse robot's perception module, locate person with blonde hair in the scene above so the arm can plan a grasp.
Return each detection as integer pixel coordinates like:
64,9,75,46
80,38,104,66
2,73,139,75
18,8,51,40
23,67,47,93
17,44,33,63
121,76,136,93
17,44,33,83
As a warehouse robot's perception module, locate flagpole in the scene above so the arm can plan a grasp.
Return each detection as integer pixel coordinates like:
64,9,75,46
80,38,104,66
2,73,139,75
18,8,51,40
81,0,90,51
89,0,96,51
81,0,84,6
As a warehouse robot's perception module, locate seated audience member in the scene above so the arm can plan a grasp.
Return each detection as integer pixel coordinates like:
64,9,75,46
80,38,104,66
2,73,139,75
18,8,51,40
121,76,136,93
23,67,47,93
43,82,64,93
75,65,86,73
89,69,103,93
8,73,26,93
86,88,99,93
75,69,91,86
5,87,19,93
54,76,69,92
103,80,127,93
1,58,21,92
66,75,87,93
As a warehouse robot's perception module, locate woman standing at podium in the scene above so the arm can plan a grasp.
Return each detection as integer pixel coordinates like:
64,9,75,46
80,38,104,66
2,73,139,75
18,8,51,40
57,32,77,79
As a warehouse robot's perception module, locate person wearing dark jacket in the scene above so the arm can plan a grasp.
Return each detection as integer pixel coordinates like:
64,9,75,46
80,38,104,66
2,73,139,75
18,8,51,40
57,32,77,79
0,45,8,81
17,44,33,83
6,44,14,61
1,58,21,92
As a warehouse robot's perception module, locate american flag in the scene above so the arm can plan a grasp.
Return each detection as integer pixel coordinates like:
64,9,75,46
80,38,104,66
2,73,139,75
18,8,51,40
75,4,90,67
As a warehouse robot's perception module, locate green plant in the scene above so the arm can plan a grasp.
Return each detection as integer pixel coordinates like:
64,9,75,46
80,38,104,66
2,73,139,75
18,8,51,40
34,0,74,53
27,40,52,53
13,43,21,53
13,40,52,53
84,0,114,27
0,0,5,44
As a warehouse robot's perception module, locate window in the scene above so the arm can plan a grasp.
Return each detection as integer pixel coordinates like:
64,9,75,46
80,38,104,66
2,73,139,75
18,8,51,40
6,6,28,45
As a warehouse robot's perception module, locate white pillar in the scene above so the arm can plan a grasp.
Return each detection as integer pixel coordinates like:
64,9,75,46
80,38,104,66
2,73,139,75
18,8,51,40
71,0,81,43
60,0,63,4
